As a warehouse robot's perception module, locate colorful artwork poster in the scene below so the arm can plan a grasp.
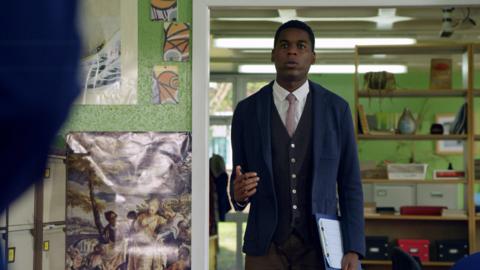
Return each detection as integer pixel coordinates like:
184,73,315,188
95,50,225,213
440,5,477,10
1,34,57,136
77,0,137,105
66,132,192,270
151,0,177,21
163,23,190,62
152,66,179,104
80,31,121,93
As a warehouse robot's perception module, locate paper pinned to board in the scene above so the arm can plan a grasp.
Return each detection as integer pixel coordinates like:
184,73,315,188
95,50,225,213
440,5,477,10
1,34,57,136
318,218,344,269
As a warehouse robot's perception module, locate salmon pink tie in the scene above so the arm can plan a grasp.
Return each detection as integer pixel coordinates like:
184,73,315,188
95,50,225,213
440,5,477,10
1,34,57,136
285,93,297,137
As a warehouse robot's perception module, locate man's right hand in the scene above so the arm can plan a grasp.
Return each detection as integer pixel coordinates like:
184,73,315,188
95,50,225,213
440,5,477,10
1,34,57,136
233,165,259,203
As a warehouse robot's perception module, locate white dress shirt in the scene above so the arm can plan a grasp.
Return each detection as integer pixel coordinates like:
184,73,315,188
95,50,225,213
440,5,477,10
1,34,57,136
272,80,310,127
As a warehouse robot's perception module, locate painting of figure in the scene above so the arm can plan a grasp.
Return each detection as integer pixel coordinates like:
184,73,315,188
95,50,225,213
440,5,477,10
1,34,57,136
66,132,191,270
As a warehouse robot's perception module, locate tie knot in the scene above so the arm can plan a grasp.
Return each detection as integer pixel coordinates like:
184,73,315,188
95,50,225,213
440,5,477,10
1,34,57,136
286,93,296,104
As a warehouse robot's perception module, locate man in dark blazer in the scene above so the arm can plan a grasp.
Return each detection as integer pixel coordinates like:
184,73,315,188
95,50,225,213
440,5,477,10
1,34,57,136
230,20,365,270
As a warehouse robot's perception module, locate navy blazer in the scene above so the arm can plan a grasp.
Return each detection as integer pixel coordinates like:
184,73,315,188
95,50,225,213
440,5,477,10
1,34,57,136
230,80,365,257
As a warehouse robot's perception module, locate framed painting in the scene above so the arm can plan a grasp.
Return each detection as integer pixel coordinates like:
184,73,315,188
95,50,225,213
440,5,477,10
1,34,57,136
435,114,463,155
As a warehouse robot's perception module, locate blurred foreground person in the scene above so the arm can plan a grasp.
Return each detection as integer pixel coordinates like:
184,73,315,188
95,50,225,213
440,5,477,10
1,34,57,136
0,0,80,267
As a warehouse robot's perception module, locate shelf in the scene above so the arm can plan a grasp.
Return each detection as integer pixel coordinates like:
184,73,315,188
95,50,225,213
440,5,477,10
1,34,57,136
358,134,467,141
362,260,454,267
359,89,467,97
365,214,468,221
358,89,467,97
363,179,466,184
473,90,480,97
356,44,468,55
356,43,477,253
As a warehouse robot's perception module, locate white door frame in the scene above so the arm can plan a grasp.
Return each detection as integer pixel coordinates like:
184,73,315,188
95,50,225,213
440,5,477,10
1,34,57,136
191,1,479,269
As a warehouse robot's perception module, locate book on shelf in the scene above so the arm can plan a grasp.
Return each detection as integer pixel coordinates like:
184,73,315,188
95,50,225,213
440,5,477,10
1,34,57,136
364,202,377,215
368,130,396,135
376,207,396,215
475,159,480,179
450,103,467,134
441,208,467,217
433,170,465,180
430,58,452,90
400,206,446,216
357,104,369,134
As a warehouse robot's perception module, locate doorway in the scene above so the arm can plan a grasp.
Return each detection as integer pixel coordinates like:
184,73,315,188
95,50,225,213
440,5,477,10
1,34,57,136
192,1,480,269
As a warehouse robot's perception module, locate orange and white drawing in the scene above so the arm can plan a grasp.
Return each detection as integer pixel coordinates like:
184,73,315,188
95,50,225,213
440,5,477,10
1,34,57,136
163,23,190,62
152,65,179,104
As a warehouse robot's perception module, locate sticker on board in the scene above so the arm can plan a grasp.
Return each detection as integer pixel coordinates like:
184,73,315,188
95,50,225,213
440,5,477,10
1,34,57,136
163,22,190,62
152,65,179,104
151,0,177,21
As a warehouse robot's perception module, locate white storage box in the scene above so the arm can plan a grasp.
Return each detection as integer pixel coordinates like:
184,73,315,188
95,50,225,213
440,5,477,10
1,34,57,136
417,184,459,209
0,211,6,228
363,183,374,203
387,163,428,180
43,157,66,223
374,185,416,211
43,226,66,270
8,229,34,269
8,186,34,226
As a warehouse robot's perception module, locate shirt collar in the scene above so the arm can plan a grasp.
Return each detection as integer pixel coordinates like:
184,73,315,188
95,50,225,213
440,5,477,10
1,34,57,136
273,80,310,101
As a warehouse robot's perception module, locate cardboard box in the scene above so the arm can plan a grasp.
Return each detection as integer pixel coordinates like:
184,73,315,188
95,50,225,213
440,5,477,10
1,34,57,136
430,58,452,90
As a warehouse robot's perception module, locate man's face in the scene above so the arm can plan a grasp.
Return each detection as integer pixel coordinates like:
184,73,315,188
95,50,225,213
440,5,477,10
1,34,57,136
108,215,117,225
271,27,316,82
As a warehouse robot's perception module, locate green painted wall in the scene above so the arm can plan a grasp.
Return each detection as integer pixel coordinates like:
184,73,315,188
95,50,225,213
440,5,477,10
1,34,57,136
61,0,193,135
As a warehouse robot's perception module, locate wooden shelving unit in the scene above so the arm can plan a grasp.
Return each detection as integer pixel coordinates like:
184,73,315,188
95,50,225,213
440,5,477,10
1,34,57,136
363,179,466,184
473,44,480,255
362,260,454,267
470,89,480,97
358,134,467,140
365,214,468,221
358,89,467,98
355,44,475,270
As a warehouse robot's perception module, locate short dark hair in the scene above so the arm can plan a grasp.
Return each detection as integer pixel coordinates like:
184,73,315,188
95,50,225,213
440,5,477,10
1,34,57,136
274,20,315,52
104,210,117,220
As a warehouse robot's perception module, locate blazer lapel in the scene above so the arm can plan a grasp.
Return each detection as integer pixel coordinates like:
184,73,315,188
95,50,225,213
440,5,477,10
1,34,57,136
256,84,274,181
310,81,327,189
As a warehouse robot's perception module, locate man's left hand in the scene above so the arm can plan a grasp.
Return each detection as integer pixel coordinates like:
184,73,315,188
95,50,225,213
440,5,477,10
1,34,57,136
341,252,359,270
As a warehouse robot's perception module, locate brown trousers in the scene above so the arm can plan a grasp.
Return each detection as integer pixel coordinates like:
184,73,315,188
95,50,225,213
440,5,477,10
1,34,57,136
245,234,325,270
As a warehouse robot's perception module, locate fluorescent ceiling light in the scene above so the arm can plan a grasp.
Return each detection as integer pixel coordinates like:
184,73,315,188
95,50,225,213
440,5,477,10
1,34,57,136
214,38,416,49
216,8,412,30
238,64,407,74
215,38,272,49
